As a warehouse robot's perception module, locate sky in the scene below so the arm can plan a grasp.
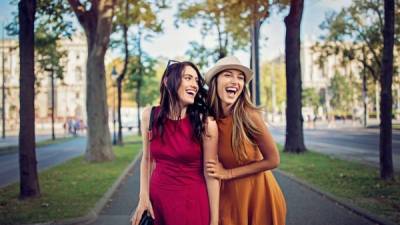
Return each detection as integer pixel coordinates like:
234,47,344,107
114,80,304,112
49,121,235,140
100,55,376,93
0,0,353,69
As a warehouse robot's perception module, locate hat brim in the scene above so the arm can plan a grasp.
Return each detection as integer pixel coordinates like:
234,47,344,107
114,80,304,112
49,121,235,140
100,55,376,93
205,64,253,85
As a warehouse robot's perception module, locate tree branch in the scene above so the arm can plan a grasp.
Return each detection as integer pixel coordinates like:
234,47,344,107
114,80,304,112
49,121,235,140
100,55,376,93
369,0,384,31
359,58,378,81
118,0,129,82
67,0,87,25
357,28,382,68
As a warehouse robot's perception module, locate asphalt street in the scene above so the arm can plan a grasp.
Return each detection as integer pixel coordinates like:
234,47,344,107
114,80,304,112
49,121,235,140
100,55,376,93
269,125,400,171
0,136,86,188
0,133,70,148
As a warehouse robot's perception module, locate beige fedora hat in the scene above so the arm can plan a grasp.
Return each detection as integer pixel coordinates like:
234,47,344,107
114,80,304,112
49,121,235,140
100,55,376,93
205,56,253,85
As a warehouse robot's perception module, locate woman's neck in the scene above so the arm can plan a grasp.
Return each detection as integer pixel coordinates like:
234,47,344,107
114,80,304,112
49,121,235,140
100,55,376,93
221,103,232,117
168,105,187,120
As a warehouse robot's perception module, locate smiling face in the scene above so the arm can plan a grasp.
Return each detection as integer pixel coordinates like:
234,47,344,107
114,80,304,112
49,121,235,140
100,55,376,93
177,65,199,107
216,69,245,111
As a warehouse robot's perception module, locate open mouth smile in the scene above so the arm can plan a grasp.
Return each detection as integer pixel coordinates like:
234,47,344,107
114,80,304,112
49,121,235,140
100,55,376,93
186,89,197,97
225,87,238,97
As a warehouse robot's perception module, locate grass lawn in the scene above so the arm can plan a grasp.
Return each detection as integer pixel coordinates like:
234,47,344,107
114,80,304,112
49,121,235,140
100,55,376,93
278,144,400,224
0,135,142,225
0,136,77,156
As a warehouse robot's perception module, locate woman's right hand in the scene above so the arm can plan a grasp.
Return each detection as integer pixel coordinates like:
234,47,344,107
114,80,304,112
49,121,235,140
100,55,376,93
130,197,155,225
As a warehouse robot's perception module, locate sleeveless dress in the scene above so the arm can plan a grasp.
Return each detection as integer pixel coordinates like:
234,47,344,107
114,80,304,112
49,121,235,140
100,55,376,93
217,115,286,225
149,111,210,225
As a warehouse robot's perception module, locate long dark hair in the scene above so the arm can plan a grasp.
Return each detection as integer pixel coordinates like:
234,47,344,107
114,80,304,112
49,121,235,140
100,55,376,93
154,61,208,143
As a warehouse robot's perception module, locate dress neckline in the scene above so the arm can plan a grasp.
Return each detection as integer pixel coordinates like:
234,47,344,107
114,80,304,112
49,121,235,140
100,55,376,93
219,114,233,122
166,115,189,122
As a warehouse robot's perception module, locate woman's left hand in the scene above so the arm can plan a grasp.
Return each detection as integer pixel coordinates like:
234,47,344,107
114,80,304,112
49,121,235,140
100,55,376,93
206,160,232,180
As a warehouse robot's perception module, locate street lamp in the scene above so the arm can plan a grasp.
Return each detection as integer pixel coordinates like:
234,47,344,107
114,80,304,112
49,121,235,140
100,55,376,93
111,66,118,145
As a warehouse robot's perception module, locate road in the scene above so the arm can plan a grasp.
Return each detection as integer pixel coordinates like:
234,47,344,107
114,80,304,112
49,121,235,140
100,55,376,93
0,132,77,148
0,137,86,188
269,125,400,171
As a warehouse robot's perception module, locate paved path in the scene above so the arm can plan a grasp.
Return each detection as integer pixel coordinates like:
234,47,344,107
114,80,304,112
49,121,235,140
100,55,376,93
89,159,377,225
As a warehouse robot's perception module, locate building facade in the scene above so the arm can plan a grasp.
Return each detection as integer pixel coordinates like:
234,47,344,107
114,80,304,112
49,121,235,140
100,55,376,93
269,39,400,122
0,33,87,131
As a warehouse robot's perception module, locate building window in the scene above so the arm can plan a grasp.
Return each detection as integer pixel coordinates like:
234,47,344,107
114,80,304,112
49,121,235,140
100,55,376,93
75,66,83,81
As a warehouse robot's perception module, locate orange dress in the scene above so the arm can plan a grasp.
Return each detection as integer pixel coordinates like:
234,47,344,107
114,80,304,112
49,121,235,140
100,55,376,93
217,115,286,225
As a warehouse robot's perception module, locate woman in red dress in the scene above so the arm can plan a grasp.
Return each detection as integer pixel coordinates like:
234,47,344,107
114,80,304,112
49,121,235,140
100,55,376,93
131,60,219,225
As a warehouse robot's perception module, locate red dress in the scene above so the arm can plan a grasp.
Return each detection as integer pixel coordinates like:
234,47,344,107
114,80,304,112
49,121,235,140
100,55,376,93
149,113,210,225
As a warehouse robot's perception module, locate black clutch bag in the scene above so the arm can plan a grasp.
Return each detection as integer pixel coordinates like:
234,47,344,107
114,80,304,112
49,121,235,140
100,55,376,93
139,210,154,225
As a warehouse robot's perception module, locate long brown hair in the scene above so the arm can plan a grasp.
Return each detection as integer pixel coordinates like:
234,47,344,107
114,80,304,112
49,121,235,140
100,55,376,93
207,71,262,163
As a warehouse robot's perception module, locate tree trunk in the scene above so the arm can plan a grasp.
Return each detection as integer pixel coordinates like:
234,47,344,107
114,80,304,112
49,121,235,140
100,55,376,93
136,32,143,136
85,45,115,161
283,0,306,153
18,0,40,199
362,69,368,128
51,69,55,140
379,0,394,180
68,0,116,162
250,19,261,106
2,26,5,139
116,0,130,145
117,80,123,145
136,93,141,136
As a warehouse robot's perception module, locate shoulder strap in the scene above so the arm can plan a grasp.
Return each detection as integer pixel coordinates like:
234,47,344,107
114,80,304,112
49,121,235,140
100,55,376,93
148,107,156,142
148,106,156,132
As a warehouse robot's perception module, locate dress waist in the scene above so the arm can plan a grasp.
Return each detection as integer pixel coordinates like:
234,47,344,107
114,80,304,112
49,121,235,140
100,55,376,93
150,159,205,188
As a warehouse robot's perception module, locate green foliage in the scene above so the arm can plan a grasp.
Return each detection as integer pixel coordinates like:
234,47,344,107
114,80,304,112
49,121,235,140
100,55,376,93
175,0,231,59
185,41,216,72
329,72,354,115
125,53,159,106
176,0,270,61
316,0,400,81
7,0,75,41
313,0,400,116
7,0,75,81
111,0,163,49
302,87,320,115
261,60,286,112
35,23,67,80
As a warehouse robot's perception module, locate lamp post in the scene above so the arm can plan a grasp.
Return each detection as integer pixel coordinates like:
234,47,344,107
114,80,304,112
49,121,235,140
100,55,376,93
111,66,118,145
2,23,5,139
45,67,55,140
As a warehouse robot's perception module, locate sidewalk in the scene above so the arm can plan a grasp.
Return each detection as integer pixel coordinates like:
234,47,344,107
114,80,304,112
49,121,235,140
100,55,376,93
89,159,379,225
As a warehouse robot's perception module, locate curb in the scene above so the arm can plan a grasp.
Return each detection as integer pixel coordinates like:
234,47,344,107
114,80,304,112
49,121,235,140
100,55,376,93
275,169,398,225
24,149,143,225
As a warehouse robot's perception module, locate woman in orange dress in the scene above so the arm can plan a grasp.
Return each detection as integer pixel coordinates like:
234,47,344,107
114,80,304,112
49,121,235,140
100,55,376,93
205,56,286,225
